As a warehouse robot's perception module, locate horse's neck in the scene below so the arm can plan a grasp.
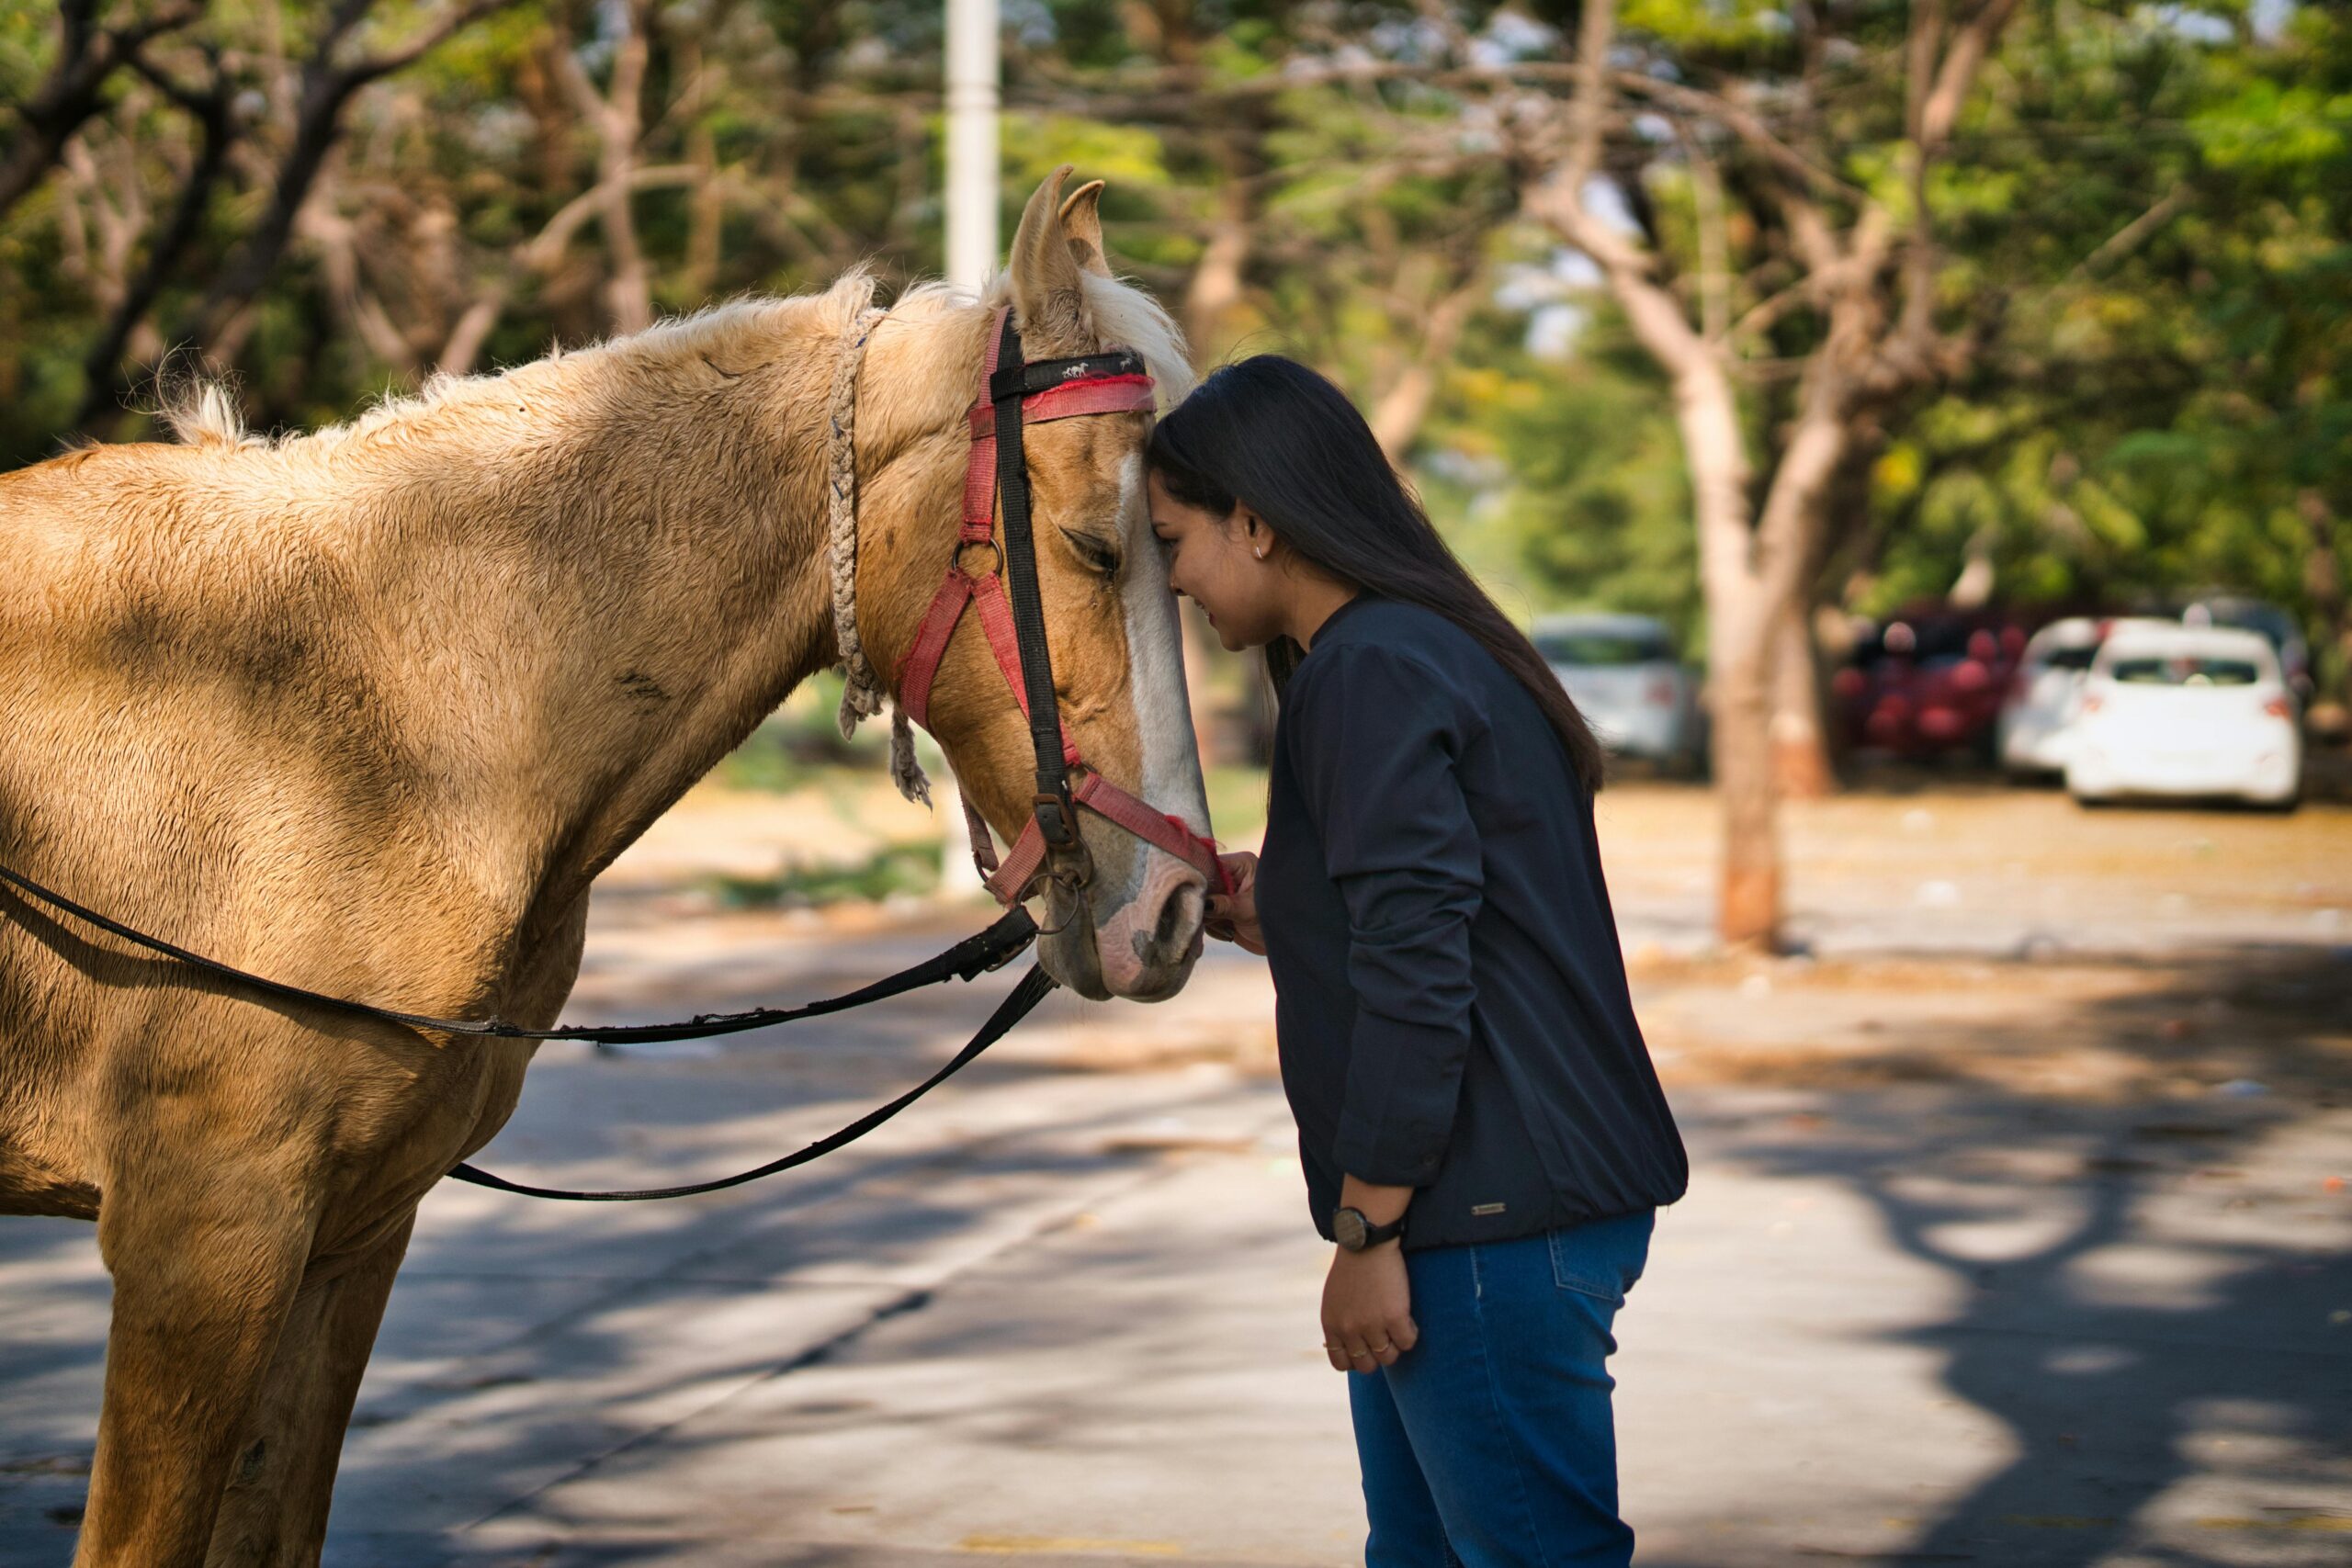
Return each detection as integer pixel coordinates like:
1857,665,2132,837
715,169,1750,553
357,324,850,921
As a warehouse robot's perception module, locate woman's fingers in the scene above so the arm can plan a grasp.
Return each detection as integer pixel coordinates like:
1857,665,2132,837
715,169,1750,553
1326,1321,1412,1371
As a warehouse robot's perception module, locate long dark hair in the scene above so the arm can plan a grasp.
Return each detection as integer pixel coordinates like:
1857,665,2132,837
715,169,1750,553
1148,355,1606,793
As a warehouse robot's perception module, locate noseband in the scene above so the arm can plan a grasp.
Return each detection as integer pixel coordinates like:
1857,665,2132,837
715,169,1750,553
830,302,1228,912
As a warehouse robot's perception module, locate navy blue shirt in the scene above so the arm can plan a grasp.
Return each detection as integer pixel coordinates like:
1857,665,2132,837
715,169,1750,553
1254,595,1688,1251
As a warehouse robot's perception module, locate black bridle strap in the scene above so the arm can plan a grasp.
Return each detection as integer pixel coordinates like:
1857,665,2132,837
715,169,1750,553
446,964,1056,1201
0,858,1038,1044
987,311,1080,851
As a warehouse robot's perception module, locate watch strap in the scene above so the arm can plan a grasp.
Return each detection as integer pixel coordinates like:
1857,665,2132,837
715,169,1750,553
1335,1205,1408,1250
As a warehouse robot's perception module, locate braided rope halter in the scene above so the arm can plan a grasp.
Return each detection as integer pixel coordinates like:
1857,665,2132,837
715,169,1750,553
824,285,1230,909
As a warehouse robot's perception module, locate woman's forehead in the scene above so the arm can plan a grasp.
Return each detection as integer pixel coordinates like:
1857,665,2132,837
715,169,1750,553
1144,468,1216,525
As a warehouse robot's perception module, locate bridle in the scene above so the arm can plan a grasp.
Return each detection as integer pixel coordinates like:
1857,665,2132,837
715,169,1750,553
835,303,1229,913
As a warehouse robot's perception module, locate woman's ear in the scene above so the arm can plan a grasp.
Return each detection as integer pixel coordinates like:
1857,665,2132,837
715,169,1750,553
1240,509,1276,560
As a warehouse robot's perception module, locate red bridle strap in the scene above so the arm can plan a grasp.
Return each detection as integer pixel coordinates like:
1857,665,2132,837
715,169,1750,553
896,307,1229,908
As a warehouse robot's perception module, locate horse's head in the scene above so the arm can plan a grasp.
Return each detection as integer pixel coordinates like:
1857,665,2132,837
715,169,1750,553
866,168,1213,1003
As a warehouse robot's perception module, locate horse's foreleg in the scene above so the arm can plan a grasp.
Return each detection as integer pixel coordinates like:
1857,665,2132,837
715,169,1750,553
76,1189,312,1568
200,1210,414,1568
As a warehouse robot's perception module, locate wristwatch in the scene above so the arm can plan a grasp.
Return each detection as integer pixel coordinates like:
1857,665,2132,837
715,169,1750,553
1332,1206,1407,1252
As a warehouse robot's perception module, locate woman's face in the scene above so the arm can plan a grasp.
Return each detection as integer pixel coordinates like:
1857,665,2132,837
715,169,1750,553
1147,468,1289,651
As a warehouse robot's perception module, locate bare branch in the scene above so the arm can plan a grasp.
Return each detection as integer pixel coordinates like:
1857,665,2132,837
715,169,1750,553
1679,124,1732,343
0,0,205,224
75,47,237,434
184,0,513,355
1611,72,1861,200
1919,0,2022,153
2074,182,2193,277
345,0,520,85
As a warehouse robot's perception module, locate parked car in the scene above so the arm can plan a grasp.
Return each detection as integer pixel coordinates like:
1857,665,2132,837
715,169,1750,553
1831,609,2029,761
1532,612,1706,773
1996,617,2102,773
2184,595,2313,702
2064,624,2302,809
1996,615,2175,774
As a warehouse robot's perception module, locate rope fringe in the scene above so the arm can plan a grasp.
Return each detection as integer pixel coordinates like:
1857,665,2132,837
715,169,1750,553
825,283,931,807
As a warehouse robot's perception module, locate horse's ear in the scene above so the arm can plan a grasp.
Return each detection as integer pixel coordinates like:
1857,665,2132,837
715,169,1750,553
1057,179,1113,279
1008,164,1093,353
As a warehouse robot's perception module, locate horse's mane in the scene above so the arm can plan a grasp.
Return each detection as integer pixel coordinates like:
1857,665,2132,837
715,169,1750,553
163,264,1195,452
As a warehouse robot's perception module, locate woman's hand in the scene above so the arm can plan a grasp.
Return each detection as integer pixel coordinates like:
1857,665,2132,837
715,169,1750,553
1204,851,1265,955
1321,1243,1418,1372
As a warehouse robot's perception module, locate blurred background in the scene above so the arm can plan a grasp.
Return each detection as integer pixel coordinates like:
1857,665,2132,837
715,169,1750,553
3,4,2348,1563
2,0,2347,949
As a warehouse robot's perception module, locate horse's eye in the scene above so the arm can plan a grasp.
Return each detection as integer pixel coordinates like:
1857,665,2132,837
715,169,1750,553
1069,530,1122,579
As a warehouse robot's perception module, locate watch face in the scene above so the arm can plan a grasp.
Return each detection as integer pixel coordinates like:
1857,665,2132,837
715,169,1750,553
1334,1208,1367,1250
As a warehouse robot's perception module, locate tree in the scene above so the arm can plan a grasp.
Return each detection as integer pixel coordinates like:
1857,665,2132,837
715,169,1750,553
1486,0,2021,946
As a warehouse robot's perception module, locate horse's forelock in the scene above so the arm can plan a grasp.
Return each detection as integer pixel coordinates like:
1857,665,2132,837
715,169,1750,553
1075,271,1195,409
889,268,1194,412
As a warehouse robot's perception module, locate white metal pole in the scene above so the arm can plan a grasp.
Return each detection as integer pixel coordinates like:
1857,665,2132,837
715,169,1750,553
936,0,999,897
944,0,1000,292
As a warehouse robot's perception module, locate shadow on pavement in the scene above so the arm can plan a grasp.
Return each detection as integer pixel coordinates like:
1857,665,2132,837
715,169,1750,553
1659,944,2351,1566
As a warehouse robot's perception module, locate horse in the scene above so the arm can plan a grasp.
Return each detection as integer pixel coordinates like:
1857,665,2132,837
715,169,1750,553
0,165,1214,1566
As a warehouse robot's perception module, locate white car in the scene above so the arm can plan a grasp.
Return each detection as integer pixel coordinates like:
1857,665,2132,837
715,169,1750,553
1997,617,2103,773
2064,626,2302,809
1997,615,2176,773
1532,613,1706,773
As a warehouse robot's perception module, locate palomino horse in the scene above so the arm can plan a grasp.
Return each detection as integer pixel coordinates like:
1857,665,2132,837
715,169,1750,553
0,166,1212,1564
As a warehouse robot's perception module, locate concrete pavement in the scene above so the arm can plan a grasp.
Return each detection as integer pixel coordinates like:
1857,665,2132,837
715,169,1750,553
6,803,2350,1564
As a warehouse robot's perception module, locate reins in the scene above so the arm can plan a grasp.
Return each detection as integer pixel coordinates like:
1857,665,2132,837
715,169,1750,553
0,292,1226,1205
0,858,1046,1201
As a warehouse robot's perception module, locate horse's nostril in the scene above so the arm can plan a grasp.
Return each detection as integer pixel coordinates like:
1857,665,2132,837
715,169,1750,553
1135,880,1204,964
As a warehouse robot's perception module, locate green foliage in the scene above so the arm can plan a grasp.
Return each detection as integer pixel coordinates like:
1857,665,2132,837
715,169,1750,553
3,0,2347,701
1448,325,1702,655
705,841,942,908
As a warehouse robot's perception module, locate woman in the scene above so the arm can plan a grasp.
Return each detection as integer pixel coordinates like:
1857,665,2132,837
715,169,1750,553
1145,356,1689,1567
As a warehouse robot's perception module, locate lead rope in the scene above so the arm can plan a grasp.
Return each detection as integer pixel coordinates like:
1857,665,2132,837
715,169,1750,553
824,280,930,807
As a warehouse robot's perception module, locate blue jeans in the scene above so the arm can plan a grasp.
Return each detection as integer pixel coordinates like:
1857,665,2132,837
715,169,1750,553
1348,1210,1655,1568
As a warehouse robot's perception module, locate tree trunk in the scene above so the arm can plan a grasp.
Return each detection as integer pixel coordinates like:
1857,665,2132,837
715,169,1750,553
1183,194,1250,357
1666,353,1787,949
1369,282,1479,461
2300,489,2344,701
1710,599,1782,949
1770,568,1837,799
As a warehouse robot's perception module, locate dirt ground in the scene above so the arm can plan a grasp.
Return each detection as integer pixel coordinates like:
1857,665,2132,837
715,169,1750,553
644,768,2350,1099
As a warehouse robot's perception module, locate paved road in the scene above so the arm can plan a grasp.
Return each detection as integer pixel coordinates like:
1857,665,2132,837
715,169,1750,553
6,788,2350,1566
8,921,2347,1566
